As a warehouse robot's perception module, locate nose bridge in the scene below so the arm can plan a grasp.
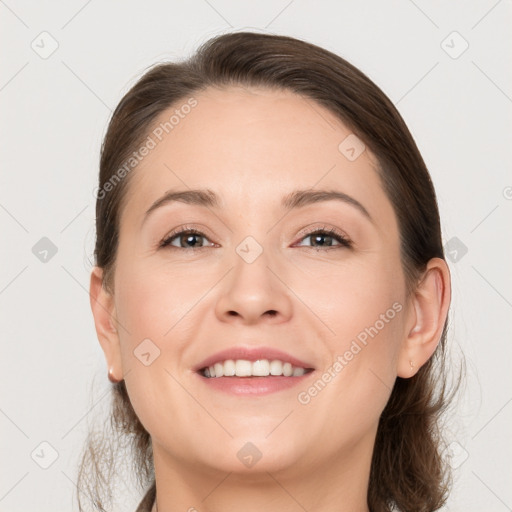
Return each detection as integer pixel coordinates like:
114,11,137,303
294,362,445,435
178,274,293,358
229,197,274,268
214,226,292,323
230,205,282,283
231,231,275,300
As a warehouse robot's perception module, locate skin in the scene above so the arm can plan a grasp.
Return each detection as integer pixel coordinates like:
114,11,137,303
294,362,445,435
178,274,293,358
90,86,451,512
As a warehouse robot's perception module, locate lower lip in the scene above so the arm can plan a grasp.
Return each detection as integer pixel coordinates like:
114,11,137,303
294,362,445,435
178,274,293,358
196,372,314,396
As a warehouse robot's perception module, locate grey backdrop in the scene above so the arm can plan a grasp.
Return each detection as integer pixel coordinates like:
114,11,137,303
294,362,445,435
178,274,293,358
1,1,511,510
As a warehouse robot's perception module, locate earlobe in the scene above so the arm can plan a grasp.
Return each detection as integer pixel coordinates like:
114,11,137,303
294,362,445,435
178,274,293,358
397,257,451,378
89,267,123,382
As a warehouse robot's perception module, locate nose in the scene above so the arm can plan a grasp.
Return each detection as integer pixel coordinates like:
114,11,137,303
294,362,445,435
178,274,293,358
214,244,293,325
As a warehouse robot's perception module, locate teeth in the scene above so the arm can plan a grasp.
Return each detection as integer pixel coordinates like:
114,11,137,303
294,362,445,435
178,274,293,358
292,367,305,376
235,359,252,377
223,359,236,376
269,360,282,375
202,359,309,378
252,359,270,376
214,362,224,377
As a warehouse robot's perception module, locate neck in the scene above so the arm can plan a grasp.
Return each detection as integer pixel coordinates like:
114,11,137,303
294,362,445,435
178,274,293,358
151,433,374,512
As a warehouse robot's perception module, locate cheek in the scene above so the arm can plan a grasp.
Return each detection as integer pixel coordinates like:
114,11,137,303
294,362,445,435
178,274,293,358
298,254,405,400
334,264,404,367
111,258,211,435
290,249,404,343
295,286,404,449
112,254,223,395
114,256,209,338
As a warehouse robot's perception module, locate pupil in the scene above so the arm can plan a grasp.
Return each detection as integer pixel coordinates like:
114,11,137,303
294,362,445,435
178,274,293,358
314,234,331,246
184,234,201,247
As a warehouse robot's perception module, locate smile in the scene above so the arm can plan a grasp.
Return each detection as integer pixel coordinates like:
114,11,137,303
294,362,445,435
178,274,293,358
200,358,313,378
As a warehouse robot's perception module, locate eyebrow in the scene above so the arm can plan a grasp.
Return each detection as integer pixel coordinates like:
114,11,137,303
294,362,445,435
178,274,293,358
143,188,373,223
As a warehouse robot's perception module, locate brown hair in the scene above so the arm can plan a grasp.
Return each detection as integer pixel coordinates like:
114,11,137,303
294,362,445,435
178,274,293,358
79,31,463,512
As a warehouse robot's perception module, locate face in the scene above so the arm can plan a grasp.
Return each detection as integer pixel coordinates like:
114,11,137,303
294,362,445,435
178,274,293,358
106,86,412,477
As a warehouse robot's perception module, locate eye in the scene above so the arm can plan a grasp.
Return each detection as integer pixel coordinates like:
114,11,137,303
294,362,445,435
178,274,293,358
295,226,352,249
159,226,214,250
159,225,352,251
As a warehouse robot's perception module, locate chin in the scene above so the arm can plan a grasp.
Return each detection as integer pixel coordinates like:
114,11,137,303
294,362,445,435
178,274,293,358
197,433,304,475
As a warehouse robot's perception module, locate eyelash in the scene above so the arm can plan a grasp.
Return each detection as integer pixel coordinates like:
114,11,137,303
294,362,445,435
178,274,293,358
159,224,352,251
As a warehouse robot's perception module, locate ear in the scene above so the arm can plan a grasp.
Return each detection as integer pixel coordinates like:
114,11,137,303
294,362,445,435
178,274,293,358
89,267,124,381
397,257,451,378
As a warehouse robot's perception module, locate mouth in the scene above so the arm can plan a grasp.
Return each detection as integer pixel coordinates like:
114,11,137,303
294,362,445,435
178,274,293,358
199,359,314,378
193,346,315,396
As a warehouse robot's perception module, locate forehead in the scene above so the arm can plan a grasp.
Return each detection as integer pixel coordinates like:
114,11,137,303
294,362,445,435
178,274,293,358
122,85,393,225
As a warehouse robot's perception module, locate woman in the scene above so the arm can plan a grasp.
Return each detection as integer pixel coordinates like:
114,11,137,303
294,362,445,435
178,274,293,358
81,31,459,512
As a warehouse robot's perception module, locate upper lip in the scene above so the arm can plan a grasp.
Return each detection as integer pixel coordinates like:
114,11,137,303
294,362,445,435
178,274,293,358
193,346,315,372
